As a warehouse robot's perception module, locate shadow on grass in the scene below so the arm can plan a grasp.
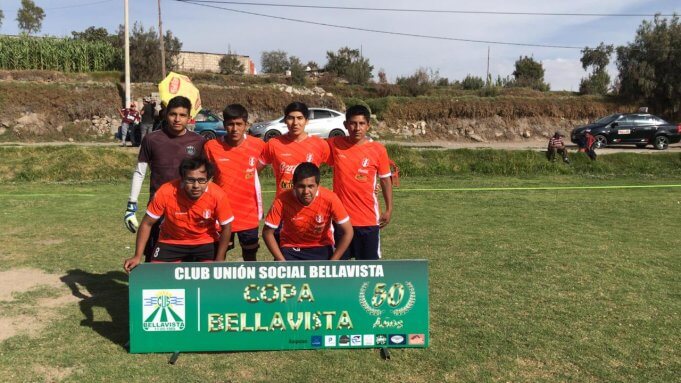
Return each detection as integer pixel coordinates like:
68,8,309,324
60,269,129,348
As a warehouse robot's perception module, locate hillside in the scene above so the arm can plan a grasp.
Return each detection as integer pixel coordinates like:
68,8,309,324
0,70,635,143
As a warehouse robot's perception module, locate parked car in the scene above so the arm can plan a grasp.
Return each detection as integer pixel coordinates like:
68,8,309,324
248,108,347,141
190,109,224,140
571,113,681,150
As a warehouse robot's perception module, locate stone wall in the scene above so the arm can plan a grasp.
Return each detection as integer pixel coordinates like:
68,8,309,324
175,51,254,74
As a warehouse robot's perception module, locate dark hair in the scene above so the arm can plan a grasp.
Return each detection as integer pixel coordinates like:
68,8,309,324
223,103,249,122
293,162,320,185
345,104,371,122
284,101,310,119
179,157,214,179
167,96,192,112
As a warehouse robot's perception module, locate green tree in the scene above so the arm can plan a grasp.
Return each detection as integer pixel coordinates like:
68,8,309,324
616,15,681,118
510,55,549,91
71,26,116,44
261,50,289,73
16,0,45,35
579,42,613,95
324,47,373,84
0,9,4,30
396,67,438,96
219,50,245,75
461,74,485,90
288,56,306,85
116,23,182,82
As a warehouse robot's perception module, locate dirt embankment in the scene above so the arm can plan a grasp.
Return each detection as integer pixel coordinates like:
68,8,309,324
0,70,633,142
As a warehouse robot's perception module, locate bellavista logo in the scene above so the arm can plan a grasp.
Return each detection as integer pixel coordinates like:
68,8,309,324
142,289,186,332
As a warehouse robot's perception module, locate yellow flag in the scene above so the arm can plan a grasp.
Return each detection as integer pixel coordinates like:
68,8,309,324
158,72,202,118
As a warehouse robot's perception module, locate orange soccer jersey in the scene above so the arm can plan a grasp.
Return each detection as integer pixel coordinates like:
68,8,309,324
327,137,392,226
204,136,266,232
259,135,330,196
146,180,234,245
264,186,349,248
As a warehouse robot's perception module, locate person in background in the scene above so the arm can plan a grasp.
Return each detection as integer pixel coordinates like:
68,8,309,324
118,102,140,147
139,97,155,142
547,130,570,164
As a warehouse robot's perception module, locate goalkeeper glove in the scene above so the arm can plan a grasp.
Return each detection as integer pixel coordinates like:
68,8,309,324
124,201,139,233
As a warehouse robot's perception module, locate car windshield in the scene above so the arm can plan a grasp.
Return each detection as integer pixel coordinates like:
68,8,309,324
594,114,619,124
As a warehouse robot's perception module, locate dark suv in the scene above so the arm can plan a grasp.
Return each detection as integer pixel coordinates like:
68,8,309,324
571,113,681,150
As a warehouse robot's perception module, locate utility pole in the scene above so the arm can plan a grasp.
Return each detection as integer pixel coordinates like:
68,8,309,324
486,46,490,86
124,0,131,106
158,0,166,78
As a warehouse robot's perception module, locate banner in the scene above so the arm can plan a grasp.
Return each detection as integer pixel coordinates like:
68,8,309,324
128,261,429,353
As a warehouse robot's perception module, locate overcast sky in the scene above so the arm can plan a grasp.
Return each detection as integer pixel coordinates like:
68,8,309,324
0,0,678,90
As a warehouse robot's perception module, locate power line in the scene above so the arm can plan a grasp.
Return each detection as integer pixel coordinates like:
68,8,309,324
180,0,678,17
174,0,585,49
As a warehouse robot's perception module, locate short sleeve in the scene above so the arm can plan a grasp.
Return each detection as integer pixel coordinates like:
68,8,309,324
215,194,234,226
377,144,392,178
330,192,350,224
138,134,152,162
326,138,336,167
319,138,331,165
259,141,273,165
203,141,215,163
146,185,168,219
264,197,283,228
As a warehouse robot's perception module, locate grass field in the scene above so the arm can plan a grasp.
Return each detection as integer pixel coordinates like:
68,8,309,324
0,148,679,382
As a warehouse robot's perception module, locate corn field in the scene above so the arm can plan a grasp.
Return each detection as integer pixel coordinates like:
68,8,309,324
0,35,121,72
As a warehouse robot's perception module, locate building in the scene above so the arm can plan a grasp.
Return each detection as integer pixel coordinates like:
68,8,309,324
175,51,256,75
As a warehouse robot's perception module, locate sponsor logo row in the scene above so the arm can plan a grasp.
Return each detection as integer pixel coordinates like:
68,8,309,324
310,333,425,348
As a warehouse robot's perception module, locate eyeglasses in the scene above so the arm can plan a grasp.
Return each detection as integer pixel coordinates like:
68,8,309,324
183,178,208,185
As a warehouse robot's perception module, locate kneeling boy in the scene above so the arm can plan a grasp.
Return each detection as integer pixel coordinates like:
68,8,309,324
124,157,233,272
263,163,353,261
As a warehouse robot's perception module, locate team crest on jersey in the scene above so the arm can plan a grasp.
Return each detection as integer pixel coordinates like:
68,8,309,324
306,153,314,162
186,145,196,156
361,157,370,167
249,156,256,167
314,214,324,224
203,209,211,219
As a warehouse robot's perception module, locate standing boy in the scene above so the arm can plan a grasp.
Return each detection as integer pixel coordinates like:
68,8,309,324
259,102,330,196
123,96,205,262
123,157,233,272
204,104,266,261
263,163,353,261
327,105,393,260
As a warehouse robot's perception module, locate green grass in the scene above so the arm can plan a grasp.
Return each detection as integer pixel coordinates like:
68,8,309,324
0,173,679,382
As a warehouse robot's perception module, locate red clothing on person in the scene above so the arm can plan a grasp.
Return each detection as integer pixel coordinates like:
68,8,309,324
548,136,565,149
327,137,392,226
146,179,234,245
259,135,330,196
264,186,349,248
204,136,266,232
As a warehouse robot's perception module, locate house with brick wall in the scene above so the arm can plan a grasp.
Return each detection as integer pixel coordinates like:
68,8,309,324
175,51,256,74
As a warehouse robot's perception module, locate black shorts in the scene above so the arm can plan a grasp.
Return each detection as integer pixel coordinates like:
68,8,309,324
280,246,333,261
228,227,260,251
334,225,381,260
151,242,217,263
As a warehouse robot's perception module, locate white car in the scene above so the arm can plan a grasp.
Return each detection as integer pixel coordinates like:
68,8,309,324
248,108,347,141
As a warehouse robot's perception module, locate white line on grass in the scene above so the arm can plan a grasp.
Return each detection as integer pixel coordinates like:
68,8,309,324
393,184,681,192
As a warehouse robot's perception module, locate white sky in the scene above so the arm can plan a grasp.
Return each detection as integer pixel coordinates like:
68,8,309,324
0,0,678,90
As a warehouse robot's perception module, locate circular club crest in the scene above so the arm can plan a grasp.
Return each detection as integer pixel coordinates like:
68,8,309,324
361,157,370,167
359,281,416,316
186,145,196,156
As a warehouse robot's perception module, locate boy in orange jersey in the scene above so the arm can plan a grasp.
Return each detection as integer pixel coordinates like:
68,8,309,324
259,102,330,196
263,163,353,261
327,105,393,260
123,157,234,272
203,104,266,261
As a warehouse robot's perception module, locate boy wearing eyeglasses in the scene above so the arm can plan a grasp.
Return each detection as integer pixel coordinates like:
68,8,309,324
123,157,234,273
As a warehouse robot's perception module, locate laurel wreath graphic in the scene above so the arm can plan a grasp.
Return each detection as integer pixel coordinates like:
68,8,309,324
392,282,416,316
358,282,383,316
